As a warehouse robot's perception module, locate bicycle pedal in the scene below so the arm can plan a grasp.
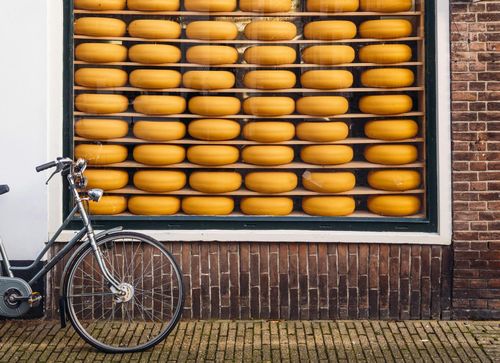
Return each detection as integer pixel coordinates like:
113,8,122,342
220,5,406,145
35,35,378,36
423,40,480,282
28,292,42,307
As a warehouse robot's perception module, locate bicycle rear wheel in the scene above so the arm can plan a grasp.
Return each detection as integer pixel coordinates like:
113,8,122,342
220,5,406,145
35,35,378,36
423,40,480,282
63,232,184,353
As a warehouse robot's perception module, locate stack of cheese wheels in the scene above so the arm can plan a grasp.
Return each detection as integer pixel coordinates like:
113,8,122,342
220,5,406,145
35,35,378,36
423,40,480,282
364,144,418,165
304,20,357,40
242,146,294,166
133,121,186,141
359,95,413,115
302,171,356,193
183,71,236,90
241,197,294,215
296,122,348,142
243,122,295,142
189,96,241,116
244,21,297,40
368,170,421,191
75,68,128,88
133,145,185,165
128,196,180,215
301,145,353,165
243,70,296,90
361,68,415,88
364,119,418,140
74,17,126,37
244,46,296,65
189,172,242,193
134,95,186,115
84,169,129,190
75,43,127,63
129,44,181,64
128,20,181,39
185,0,237,11
75,119,129,139
188,119,241,141
182,197,234,215
129,70,181,89
187,45,238,65
240,0,293,12
243,97,295,116
245,172,298,193
302,45,355,65
302,197,356,216
186,21,239,40
359,0,412,12
127,0,180,11
88,196,127,215
367,195,420,217
306,0,360,12
74,0,127,10
359,19,413,39
134,170,186,192
301,70,353,89
187,145,239,166
75,144,128,165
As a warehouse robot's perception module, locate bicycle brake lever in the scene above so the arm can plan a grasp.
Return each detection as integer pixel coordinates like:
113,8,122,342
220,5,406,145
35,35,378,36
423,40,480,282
45,164,62,184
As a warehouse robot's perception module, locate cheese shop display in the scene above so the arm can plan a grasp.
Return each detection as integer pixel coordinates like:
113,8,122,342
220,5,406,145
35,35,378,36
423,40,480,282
72,0,426,220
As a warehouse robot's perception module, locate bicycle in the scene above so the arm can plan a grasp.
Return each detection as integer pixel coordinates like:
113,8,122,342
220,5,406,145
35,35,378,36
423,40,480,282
0,157,184,353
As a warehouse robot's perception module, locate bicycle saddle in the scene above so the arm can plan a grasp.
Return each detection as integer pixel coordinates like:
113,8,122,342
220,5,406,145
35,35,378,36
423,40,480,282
0,185,9,196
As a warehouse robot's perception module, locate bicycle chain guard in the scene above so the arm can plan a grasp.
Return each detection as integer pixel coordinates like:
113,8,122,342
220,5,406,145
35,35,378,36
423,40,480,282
0,276,32,318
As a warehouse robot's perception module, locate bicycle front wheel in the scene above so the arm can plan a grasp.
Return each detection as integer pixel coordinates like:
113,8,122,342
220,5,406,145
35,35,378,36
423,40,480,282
63,232,184,353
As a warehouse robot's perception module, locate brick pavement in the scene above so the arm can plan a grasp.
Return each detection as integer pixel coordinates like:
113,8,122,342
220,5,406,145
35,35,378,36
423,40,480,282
0,320,498,362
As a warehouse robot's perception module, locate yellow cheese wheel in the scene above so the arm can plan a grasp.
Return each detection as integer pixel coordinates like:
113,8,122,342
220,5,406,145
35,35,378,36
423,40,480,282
302,45,355,65
367,195,421,217
364,120,418,140
188,96,241,116
75,119,129,139
368,170,421,191
359,44,412,64
75,68,128,88
74,17,127,37
88,196,127,215
306,0,359,12
84,169,129,190
296,122,348,142
185,0,237,11
244,172,297,193
243,97,295,116
128,20,181,39
302,171,356,193
364,144,418,165
244,46,296,65
129,44,181,64
360,0,412,12
187,145,239,166
300,70,353,90
186,45,239,65
133,121,186,141
300,145,353,165
182,197,234,215
186,21,239,40
302,196,355,216
128,196,180,215
75,43,127,63
242,122,295,143
241,197,293,215
183,71,236,90
304,21,357,40
133,145,185,165
74,144,128,165
133,95,186,115
239,0,292,12
189,172,242,193
296,96,349,116
75,94,128,114
361,68,414,88
244,21,297,40
129,69,181,89
74,0,126,10
242,146,294,166
188,119,241,141
359,95,413,115
359,19,413,39
127,0,180,10
243,70,296,90
133,170,186,192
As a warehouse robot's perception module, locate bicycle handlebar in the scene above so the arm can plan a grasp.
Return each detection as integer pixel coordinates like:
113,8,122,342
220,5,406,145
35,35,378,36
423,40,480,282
35,161,57,172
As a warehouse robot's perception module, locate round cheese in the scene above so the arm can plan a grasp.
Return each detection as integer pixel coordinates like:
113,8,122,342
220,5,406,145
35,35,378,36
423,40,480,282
186,45,239,65
133,170,186,192
133,95,186,115
75,43,127,63
182,197,234,215
129,44,181,64
186,21,239,40
242,122,295,142
302,171,356,193
242,146,294,166
75,94,128,114
296,122,348,142
359,95,413,115
188,119,241,140
133,121,186,141
75,119,129,139
296,96,349,116
359,44,412,64
364,119,418,140
243,70,296,90
244,21,297,40
184,0,237,11
300,145,353,165
183,71,236,90
244,172,298,193
302,196,356,216
301,70,353,90
188,96,241,116
359,19,413,39
133,145,185,165
75,68,128,88
244,46,296,65
127,0,180,10
241,197,293,215
302,45,355,65
189,172,242,193
364,144,418,165
368,170,421,191
367,195,421,217
74,17,127,37
360,0,412,12
88,196,127,215
84,169,129,190
306,0,359,12
128,196,180,215
74,0,126,10
304,20,357,40
187,145,239,166
361,68,415,88
128,20,181,39
239,0,292,12
74,144,128,165
129,69,181,89
243,97,295,116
